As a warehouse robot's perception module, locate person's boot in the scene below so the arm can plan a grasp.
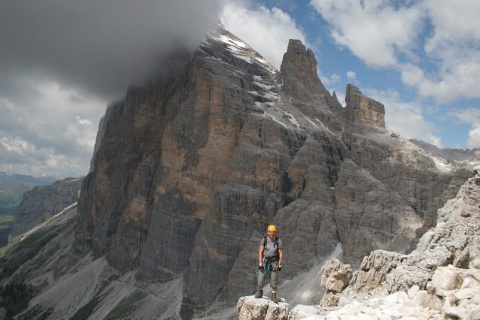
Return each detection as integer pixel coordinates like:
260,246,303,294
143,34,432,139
271,292,279,303
254,289,263,298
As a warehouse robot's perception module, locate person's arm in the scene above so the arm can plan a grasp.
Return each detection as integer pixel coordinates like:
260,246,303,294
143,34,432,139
258,244,264,266
278,247,284,266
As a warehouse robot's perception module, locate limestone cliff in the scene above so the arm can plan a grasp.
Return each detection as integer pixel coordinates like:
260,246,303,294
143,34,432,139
345,84,385,129
73,24,471,314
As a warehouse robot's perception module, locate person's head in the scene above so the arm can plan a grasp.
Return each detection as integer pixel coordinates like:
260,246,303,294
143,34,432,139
267,224,277,238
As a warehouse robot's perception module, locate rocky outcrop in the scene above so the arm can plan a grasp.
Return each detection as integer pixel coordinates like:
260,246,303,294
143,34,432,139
281,39,344,132
288,261,480,320
10,177,83,238
351,167,480,294
235,168,479,319
319,259,352,307
345,84,385,129
237,296,289,320
336,133,470,266
288,168,480,319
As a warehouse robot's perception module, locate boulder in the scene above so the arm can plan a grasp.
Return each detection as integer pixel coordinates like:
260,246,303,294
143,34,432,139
320,259,352,293
237,296,289,320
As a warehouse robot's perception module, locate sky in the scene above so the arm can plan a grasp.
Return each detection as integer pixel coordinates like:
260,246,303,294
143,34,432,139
1,0,479,178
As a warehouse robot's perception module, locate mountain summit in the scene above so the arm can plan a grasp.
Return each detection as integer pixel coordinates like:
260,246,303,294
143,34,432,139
1,25,474,319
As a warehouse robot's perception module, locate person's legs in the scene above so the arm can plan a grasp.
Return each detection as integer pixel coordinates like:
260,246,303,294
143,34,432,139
255,268,266,298
270,261,279,302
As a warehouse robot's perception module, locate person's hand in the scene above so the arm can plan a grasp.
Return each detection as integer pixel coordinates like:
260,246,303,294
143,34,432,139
258,264,264,271
278,265,282,271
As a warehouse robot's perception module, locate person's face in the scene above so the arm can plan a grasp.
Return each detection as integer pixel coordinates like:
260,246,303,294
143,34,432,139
267,231,276,239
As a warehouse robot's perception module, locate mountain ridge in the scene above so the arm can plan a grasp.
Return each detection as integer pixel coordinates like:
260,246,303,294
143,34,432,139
75,24,471,309
410,139,480,164
0,173,56,215
0,25,475,319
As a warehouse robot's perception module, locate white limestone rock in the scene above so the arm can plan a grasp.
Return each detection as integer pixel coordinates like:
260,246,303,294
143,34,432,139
237,295,289,320
320,259,352,293
431,265,463,291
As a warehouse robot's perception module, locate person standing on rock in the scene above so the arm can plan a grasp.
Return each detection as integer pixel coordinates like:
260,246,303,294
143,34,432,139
255,224,284,303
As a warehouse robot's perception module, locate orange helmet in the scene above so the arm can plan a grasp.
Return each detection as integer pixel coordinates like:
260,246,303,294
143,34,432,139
267,224,277,232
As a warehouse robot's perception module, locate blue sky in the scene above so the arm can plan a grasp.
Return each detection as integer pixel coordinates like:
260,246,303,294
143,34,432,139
222,0,480,150
0,0,479,178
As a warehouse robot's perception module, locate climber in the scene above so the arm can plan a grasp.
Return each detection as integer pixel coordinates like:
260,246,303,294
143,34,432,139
254,224,284,303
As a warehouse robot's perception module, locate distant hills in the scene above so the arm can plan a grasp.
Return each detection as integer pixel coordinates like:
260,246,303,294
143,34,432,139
0,173,58,246
6,173,56,187
410,139,480,163
0,172,57,214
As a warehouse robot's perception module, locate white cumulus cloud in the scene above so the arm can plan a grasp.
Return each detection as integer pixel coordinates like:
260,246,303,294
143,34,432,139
310,0,423,68
310,0,480,104
365,88,442,147
221,0,307,69
447,108,480,148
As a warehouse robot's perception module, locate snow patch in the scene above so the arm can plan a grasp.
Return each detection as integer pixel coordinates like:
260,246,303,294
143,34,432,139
232,53,252,64
284,111,299,127
305,117,319,128
265,113,288,128
253,80,275,91
216,35,247,48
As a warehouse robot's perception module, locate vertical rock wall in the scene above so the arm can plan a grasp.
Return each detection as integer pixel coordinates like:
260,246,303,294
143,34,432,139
75,26,472,311
345,84,385,129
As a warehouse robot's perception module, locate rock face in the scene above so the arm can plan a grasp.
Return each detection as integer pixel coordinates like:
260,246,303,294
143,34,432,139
73,24,471,314
281,39,344,132
10,177,83,238
237,296,289,320
320,259,352,307
345,84,385,129
288,169,480,319
351,168,480,295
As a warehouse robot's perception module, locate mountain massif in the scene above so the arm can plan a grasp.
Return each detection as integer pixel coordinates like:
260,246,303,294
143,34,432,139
0,26,475,319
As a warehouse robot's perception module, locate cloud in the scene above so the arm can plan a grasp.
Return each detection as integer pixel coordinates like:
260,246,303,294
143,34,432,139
309,0,423,68
405,0,480,103
321,73,341,88
0,0,222,102
0,81,105,177
310,0,480,104
447,108,480,148
221,0,307,69
365,88,442,147
0,0,223,177
468,126,480,149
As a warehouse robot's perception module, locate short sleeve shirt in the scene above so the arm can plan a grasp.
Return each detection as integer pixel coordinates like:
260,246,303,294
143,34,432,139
261,236,283,258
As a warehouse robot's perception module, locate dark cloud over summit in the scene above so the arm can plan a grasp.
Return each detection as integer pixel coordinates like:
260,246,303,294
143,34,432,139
0,0,223,177
0,0,222,101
